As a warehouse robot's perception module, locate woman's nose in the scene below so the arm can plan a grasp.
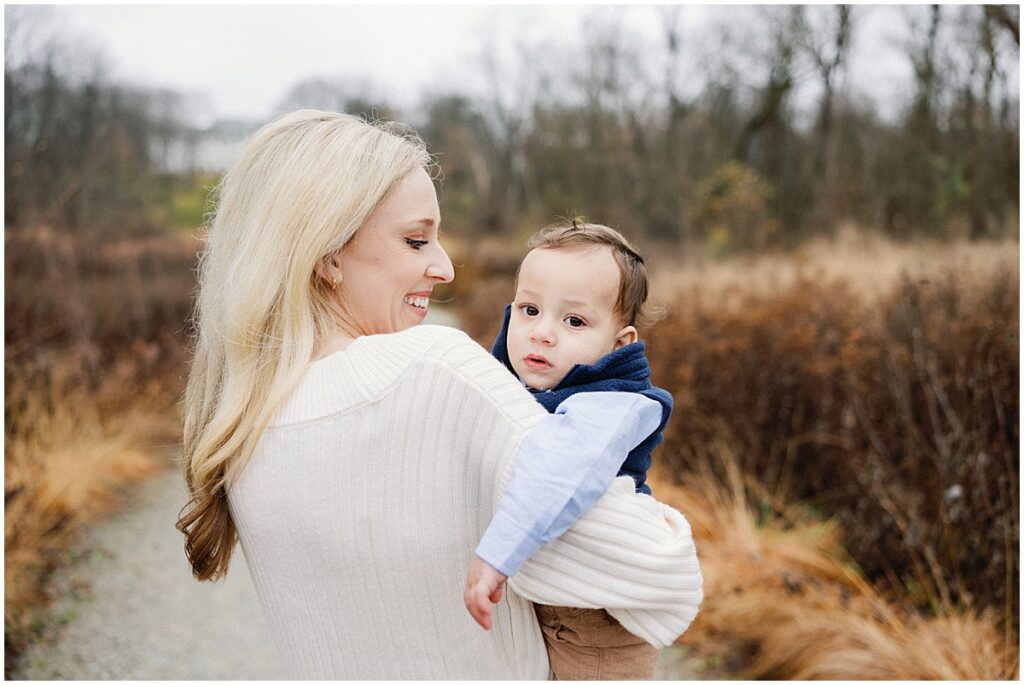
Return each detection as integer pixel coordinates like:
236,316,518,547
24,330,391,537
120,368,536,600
426,244,455,283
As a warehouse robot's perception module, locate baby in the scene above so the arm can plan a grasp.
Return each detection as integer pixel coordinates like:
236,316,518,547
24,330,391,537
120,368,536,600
466,220,673,680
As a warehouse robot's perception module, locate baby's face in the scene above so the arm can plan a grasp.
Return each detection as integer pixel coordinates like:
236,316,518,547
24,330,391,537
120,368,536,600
507,246,636,390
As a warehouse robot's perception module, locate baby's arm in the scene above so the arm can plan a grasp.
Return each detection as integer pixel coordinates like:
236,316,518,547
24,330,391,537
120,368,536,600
464,391,661,629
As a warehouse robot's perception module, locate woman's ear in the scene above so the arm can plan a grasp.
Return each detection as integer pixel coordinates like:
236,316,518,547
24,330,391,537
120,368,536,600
613,325,638,349
315,255,343,290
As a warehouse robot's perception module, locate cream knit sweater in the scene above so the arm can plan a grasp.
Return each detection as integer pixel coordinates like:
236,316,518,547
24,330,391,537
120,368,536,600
227,324,703,680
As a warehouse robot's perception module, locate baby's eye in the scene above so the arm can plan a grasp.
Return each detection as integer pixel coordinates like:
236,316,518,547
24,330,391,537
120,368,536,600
519,304,539,317
564,315,586,328
405,238,429,250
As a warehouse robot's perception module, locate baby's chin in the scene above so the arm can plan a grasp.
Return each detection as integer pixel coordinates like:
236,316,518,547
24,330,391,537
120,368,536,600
512,365,565,391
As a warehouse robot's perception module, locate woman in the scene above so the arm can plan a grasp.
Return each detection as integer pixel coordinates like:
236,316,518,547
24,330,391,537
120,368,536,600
176,110,701,679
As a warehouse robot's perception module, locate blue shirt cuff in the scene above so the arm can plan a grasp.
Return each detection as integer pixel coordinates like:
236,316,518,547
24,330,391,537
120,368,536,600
475,506,542,577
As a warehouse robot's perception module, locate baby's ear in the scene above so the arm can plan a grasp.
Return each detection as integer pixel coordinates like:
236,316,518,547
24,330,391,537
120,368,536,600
613,325,638,350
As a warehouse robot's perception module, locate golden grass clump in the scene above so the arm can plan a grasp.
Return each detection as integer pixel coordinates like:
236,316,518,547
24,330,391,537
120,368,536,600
744,598,1016,680
648,452,1019,680
3,352,183,661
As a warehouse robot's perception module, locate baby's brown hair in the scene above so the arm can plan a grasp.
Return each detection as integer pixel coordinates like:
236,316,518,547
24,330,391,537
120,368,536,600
521,219,655,328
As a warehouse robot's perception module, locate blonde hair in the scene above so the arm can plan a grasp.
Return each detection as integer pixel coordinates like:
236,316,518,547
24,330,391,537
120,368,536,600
522,219,656,328
177,110,431,580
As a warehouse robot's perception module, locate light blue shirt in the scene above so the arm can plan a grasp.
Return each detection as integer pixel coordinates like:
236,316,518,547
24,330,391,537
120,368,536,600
475,391,663,577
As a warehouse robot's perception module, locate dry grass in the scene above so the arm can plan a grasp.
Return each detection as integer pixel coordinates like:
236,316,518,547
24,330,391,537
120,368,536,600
3,354,182,663
4,224,191,669
647,222,1018,308
648,452,1019,680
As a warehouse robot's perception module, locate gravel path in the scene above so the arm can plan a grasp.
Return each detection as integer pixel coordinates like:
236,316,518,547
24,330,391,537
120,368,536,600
13,467,287,680
13,467,698,679
12,309,699,679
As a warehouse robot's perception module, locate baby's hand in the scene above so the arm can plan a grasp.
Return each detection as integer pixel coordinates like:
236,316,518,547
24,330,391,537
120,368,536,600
463,556,508,630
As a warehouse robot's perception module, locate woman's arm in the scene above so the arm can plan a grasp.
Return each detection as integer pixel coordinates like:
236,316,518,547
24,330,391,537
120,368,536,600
427,328,703,648
465,391,661,630
509,476,703,648
475,391,663,576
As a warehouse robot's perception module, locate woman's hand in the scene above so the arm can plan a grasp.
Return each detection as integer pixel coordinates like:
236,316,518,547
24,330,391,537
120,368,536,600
463,556,508,630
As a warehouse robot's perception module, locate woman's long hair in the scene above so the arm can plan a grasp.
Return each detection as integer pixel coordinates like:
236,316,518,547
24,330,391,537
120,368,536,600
177,110,431,580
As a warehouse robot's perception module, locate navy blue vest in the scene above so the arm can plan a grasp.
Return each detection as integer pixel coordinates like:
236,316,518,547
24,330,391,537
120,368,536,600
490,305,673,495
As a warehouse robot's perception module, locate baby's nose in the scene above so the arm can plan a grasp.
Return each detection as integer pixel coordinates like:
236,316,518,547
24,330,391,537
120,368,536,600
530,323,556,344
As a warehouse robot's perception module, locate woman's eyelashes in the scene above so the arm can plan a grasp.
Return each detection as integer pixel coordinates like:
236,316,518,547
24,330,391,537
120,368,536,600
404,237,429,250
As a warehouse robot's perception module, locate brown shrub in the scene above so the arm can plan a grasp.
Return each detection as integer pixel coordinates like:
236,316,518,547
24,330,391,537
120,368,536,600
453,275,514,347
5,224,198,361
434,235,523,299
646,254,1019,632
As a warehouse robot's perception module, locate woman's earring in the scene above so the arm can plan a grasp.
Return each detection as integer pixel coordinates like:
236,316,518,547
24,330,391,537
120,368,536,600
332,277,338,290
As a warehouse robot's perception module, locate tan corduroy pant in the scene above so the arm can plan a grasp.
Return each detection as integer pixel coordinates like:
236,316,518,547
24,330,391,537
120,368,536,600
534,604,660,680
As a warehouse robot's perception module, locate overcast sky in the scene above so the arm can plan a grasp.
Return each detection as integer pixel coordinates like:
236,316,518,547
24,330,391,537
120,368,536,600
7,4,1018,127
17,4,696,122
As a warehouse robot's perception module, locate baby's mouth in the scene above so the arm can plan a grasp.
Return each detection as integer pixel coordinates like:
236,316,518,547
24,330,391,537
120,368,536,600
523,354,552,371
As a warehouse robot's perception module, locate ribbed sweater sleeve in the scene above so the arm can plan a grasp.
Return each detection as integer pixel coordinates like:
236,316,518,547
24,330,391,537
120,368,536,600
509,476,704,648
426,331,704,649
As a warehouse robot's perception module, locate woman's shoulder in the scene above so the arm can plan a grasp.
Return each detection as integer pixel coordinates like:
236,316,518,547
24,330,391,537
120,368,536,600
357,324,486,367
390,323,475,350
270,325,474,426
380,324,536,408
313,324,503,396
273,324,532,427
381,324,511,382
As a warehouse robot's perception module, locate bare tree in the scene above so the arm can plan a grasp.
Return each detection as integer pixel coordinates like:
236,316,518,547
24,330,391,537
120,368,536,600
651,5,691,241
907,5,943,149
797,5,853,226
473,20,548,233
734,7,803,165
959,6,1011,238
875,4,945,235
984,5,1019,46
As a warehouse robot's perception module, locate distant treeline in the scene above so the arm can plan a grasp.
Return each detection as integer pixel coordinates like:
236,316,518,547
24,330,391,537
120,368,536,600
5,5,1019,250
4,18,184,234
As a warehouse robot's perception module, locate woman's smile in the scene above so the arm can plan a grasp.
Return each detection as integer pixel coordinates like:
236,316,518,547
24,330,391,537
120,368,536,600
403,291,433,316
